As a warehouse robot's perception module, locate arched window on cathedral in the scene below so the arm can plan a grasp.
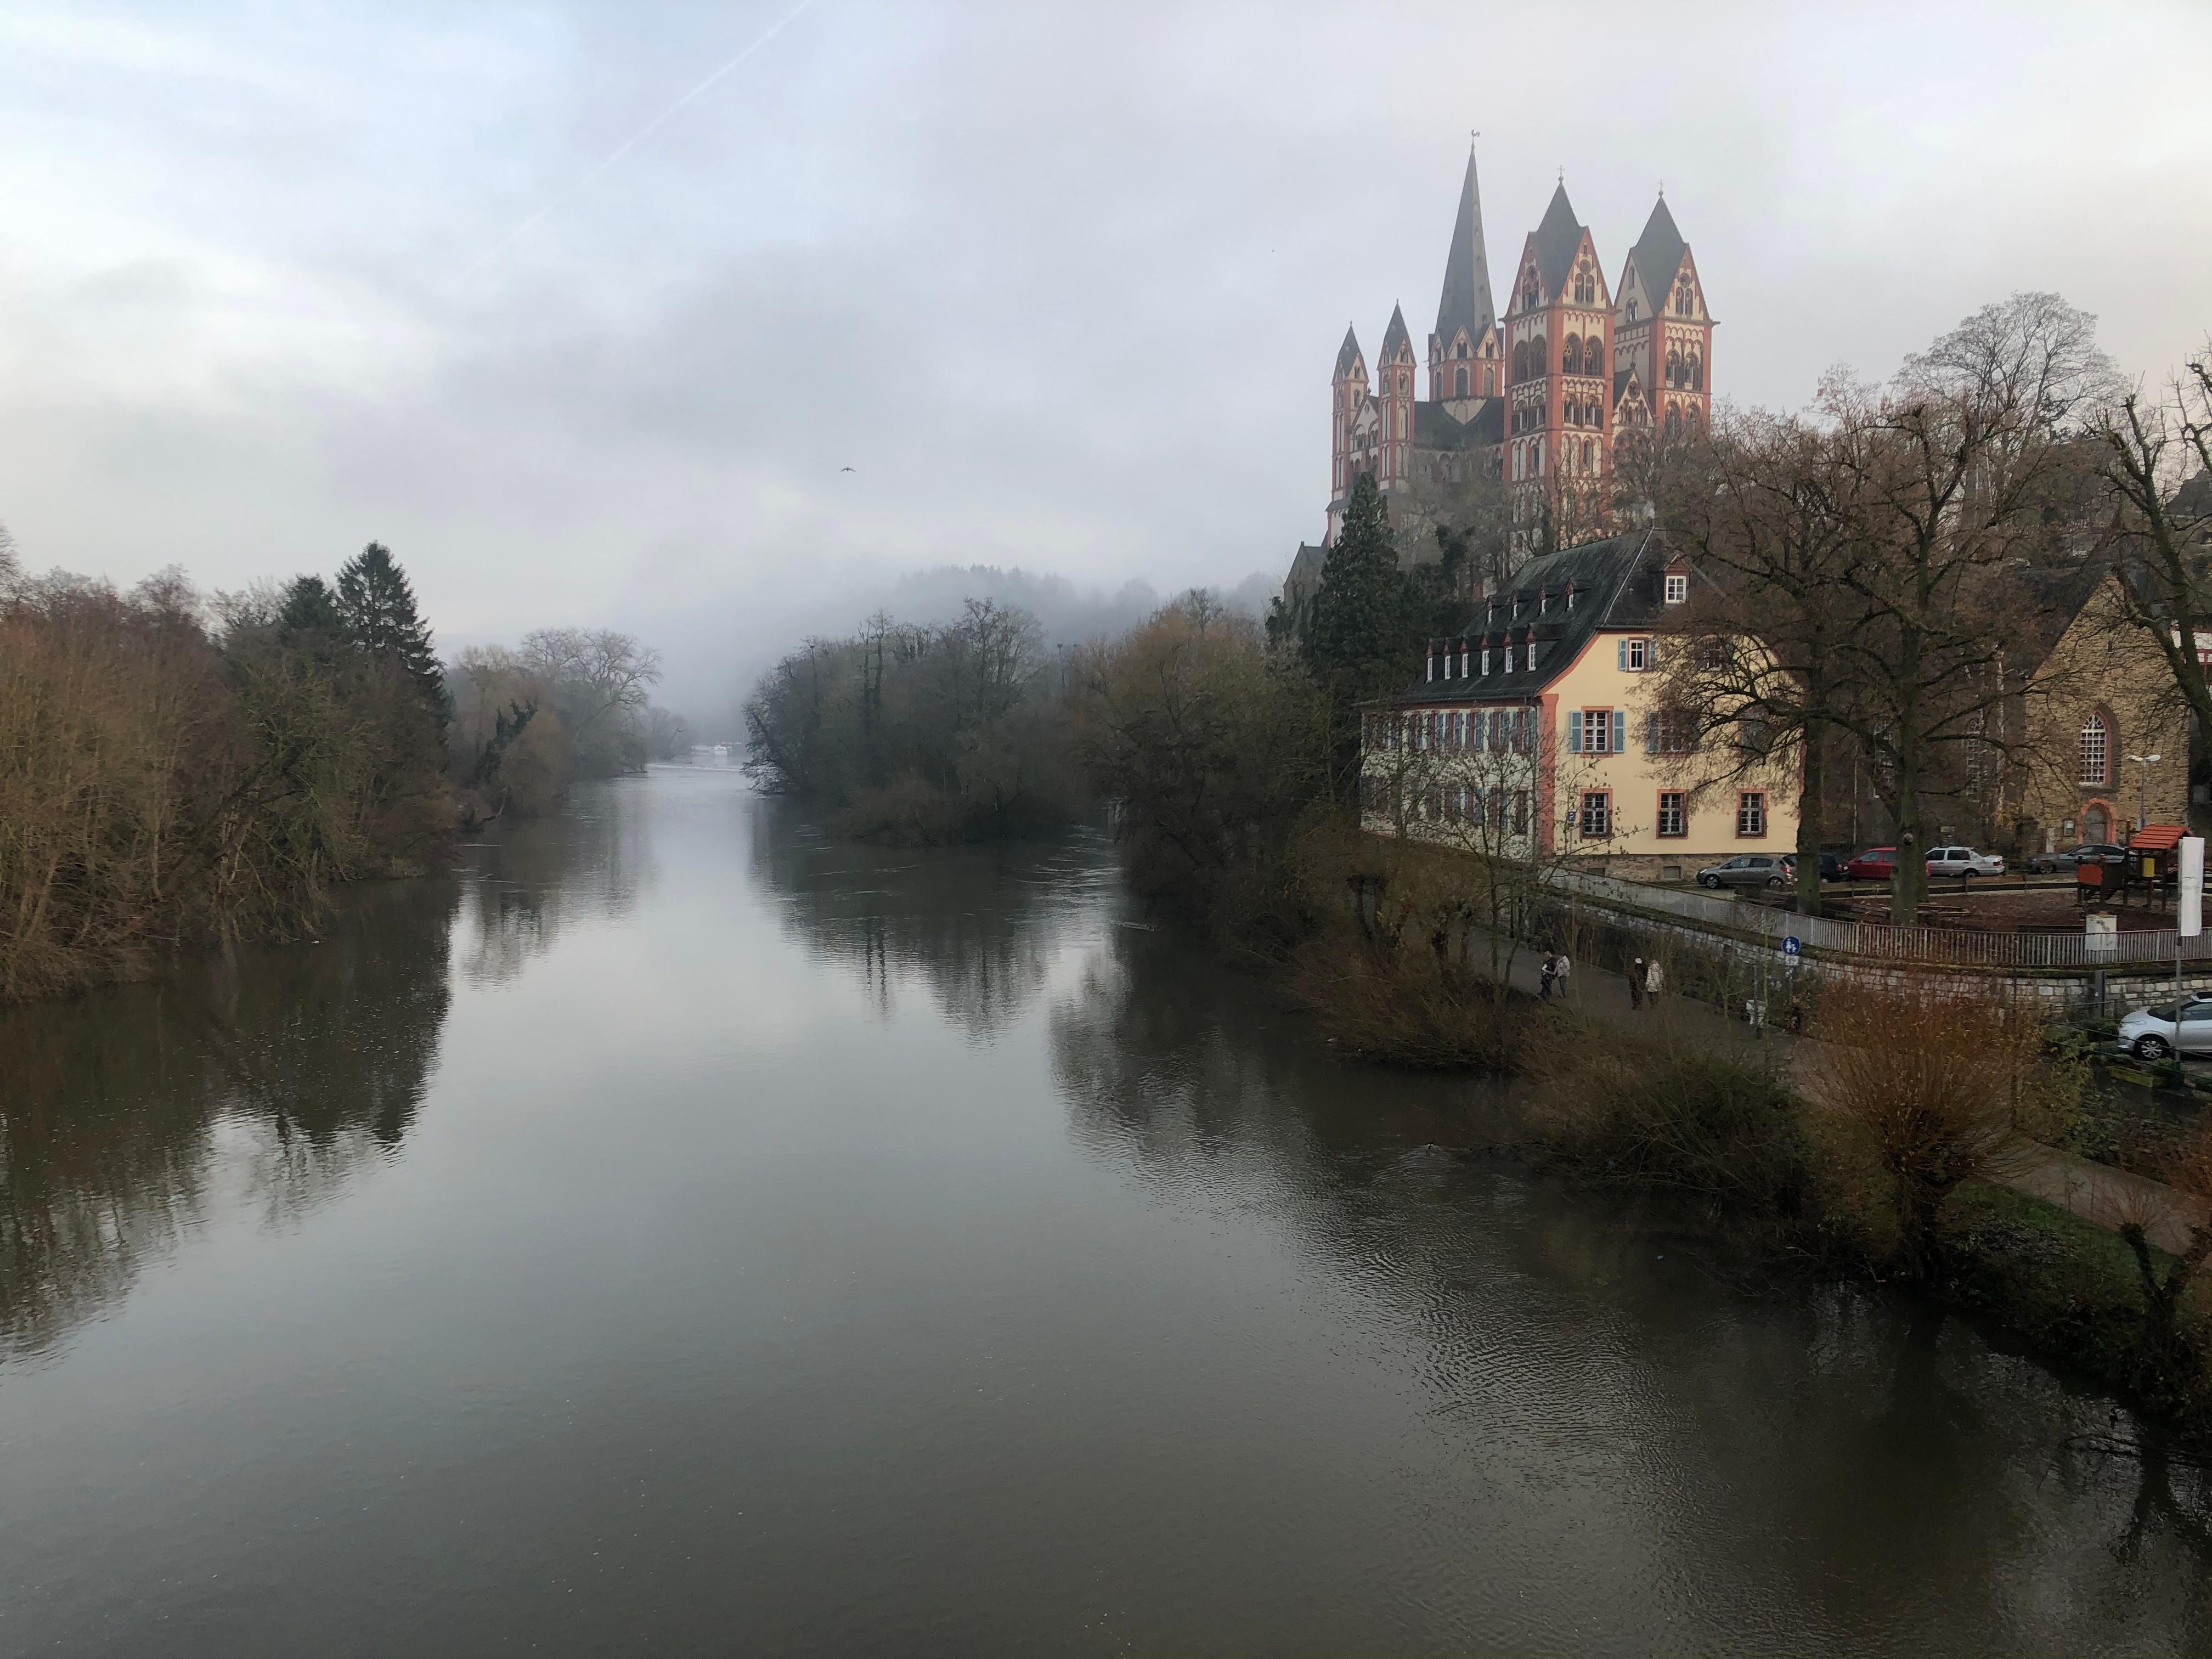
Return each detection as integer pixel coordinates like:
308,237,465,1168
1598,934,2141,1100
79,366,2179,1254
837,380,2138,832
1582,439,1595,470
1522,268,1541,310
1626,298,1639,321
1562,334,1582,376
1665,406,1683,440
1483,366,1496,396
1675,278,1695,316
1686,352,1703,391
1588,400,1604,427
1530,335,1547,378
1574,267,1595,306
1665,350,1682,388
2079,713,2109,785
1455,365,1469,398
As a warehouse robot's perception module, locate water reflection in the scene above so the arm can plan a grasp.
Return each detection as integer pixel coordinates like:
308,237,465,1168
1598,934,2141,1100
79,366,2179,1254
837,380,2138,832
748,802,1109,1037
458,783,658,987
0,876,456,1359
1049,921,2212,1650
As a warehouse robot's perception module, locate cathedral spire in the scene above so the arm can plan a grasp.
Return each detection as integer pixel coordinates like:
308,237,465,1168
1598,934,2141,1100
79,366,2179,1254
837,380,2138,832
1334,323,1363,380
1434,141,1495,348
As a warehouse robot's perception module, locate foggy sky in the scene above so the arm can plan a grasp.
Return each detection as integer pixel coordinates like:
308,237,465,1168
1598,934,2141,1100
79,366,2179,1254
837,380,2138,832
3,1,2207,720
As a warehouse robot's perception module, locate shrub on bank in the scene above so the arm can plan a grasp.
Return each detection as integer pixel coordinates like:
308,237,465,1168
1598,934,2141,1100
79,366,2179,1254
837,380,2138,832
1285,933,1527,1070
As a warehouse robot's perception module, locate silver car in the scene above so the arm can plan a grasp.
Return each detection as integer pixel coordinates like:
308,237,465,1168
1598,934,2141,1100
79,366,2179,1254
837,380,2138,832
1926,845,2004,878
2118,994,2212,1060
1697,854,1791,891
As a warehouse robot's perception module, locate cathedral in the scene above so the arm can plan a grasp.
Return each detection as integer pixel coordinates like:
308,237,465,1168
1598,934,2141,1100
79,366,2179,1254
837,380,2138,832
1287,144,1714,600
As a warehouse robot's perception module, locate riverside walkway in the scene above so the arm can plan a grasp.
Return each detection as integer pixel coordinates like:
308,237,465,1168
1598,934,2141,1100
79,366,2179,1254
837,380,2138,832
1476,929,2209,1256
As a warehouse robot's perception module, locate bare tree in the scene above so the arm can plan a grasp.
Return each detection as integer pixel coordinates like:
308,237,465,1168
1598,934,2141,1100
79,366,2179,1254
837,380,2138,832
2091,349,2212,832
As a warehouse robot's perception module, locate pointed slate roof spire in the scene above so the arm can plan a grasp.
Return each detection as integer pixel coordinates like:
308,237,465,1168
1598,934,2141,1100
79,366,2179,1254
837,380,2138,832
1531,183,1584,298
1631,194,1688,291
1379,303,1413,362
1434,143,1496,348
1333,323,1363,380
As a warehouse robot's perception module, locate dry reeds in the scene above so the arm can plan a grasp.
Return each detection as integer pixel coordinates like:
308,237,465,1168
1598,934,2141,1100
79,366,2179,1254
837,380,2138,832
1807,985,2047,1273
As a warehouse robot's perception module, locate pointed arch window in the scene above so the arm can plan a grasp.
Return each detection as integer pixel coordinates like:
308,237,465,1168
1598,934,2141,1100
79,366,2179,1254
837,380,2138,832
1511,342,1529,383
1574,267,1596,306
1665,406,1683,440
1674,278,1696,316
1483,366,1496,396
1522,269,1541,310
1562,334,1581,376
1686,352,1703,391
2079,713,2109,785
1455,365,1469,398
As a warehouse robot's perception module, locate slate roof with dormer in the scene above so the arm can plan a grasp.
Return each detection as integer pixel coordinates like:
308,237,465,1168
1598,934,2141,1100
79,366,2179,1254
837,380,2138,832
1629,196,1687,295
1413,398,1503,450
1379,529,1675,708
1334,324,1364,380
1530,184,1585,302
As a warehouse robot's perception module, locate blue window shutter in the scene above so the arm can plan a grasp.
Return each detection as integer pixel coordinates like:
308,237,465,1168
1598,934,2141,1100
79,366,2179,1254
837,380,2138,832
1613,710,1627,754
1568,714,1582,753
1644,712,1657,753
1616,639,1628,671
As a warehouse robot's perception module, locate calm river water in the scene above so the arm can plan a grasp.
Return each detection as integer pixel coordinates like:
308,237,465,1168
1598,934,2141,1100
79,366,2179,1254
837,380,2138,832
2,764,2208,1656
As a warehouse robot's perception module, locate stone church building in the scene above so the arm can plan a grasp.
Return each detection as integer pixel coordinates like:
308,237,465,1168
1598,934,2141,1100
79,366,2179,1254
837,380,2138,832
1284,145,1715,608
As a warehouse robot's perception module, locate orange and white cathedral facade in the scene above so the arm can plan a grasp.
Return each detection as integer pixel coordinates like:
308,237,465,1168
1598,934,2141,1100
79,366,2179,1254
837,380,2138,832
1318,144,1714,550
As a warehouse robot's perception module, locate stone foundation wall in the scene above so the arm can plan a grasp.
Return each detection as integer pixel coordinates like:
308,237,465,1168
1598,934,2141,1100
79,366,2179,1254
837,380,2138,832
1543,892,2202,1019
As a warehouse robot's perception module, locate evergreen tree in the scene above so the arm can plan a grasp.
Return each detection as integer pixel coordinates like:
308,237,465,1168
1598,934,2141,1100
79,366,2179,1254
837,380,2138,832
276,574,345,638
1301,472,1424,702
336,543,445,716
1299,472,1426,802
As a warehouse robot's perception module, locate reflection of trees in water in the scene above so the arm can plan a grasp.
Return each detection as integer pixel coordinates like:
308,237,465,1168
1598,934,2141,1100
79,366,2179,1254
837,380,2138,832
459,781,656,987
0,876,456,1359
1049,926,2212,1624
748,802,1102,1039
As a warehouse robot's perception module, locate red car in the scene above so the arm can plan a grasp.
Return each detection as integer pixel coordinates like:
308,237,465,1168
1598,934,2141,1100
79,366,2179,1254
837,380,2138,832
1844,847,1897,882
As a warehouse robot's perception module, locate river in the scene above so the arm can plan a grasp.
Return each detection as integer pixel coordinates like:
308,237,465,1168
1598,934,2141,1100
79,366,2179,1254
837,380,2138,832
1,763,2206,1656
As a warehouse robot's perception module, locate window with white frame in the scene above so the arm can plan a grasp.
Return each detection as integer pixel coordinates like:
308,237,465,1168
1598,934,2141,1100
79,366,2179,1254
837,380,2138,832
1579,791,1612,838
1505,645,1516,673
1657,792,1686,837
1621,637,1649,671
1664,573,1688,605
1737,791,1768,837
1480,647,1491,675
1577,709,1614,753
1513,789,1530,834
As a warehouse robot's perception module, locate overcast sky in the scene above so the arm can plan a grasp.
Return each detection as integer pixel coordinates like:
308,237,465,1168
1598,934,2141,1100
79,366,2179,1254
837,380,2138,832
3,1,2208,716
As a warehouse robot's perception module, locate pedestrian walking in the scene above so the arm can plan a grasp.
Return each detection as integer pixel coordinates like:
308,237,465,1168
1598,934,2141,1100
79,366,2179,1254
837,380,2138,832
1555,952,1572,1000
1628,956,1646,1009
1539,952,1558,1000
1644,958,1664,1007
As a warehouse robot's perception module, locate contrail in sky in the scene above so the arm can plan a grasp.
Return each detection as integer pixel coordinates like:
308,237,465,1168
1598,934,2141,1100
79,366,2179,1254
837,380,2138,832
458,0,827,281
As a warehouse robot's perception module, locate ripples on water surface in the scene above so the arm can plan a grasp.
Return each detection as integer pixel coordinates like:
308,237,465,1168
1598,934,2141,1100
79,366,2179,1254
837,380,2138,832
1,765,2207,1656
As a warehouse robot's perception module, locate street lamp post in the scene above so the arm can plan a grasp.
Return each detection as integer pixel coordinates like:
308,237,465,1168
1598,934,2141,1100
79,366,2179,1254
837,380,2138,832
2128,753,2163,831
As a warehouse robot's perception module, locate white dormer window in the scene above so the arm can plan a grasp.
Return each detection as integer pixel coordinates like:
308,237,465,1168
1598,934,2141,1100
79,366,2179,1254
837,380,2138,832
1426,650,1435,682
1565,588,1576,612
1480,648,1491,675
1459,647,1469,677
1538,591,1549,616
1505,645,1516,673
1664,573,1688,605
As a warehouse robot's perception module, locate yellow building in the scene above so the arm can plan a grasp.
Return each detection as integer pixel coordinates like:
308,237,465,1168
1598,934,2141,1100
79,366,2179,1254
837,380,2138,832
1361,531,1799,878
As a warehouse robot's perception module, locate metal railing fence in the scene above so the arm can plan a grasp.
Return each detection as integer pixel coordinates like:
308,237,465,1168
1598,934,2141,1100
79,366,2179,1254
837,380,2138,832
1549,868,2212,972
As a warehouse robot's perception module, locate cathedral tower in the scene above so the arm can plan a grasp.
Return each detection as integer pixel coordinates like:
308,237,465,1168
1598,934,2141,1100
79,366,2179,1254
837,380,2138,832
1502,184,1612,521
1613,194,1713,441
1376,304,1418,491
1329,325,1368,537
1428,143,1502,419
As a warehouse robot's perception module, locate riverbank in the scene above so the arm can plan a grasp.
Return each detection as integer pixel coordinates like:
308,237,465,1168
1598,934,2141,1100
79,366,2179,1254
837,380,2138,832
1277,895,2212,1434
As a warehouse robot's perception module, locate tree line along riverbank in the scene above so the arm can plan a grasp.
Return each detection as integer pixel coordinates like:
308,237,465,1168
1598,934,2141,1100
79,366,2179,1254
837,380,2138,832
744,575,2212,1436
0,534,683,1003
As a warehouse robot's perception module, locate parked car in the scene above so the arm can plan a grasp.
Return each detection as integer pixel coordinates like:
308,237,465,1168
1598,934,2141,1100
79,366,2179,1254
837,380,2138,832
1697,853,1791,890
2026,842,2129,874
2118,995,2212,1061
1926,845,2005,879
1815,851,1848,882
1844,847,1897,882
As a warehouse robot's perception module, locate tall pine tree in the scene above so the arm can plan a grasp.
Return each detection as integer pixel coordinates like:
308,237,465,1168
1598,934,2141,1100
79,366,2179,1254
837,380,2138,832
337,543,445,718
1300,472,1425,800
